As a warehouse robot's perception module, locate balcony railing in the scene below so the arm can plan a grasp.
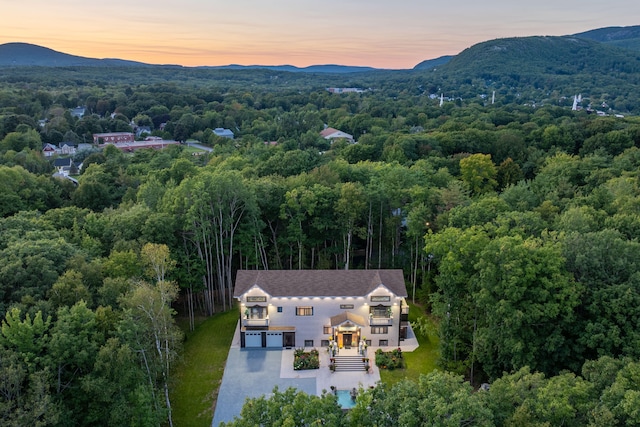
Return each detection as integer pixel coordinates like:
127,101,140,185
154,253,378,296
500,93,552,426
369,316,393,326
243,316,269,327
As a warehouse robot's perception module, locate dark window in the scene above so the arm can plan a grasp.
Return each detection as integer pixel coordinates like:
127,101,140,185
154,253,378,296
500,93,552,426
321,340,330,347
277,306,283,313
304,340,314,347
379,339,389,346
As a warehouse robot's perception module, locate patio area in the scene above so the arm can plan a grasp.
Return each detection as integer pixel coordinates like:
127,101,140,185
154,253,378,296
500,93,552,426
280,345,380,396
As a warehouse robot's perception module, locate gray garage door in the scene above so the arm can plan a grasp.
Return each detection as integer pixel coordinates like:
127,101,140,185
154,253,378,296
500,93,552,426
245,332,262,348
266,332,282,347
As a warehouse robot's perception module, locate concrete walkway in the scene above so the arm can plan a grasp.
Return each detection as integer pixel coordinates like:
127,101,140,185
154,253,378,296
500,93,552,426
211,321,419,426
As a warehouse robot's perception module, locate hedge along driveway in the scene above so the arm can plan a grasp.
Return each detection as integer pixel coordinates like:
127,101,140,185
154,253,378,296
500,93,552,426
171,310,238,427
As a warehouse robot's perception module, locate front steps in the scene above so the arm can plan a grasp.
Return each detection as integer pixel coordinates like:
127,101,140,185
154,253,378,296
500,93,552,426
332,355,369,372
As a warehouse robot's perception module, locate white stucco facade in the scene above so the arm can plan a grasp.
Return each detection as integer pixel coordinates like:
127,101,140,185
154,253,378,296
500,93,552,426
234,270,409,349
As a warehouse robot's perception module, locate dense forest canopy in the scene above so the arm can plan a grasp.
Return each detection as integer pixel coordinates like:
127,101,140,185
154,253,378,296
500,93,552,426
1,62,640,426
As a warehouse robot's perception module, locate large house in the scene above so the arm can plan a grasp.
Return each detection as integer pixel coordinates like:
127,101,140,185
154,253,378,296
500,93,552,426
233,269,409,349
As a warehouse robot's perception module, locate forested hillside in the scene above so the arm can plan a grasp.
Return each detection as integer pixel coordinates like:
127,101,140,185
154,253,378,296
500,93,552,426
2,66,640,425
574,25,640,51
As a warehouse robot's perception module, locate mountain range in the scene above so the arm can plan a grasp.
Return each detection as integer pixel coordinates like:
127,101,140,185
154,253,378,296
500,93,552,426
0,42,376,73
0,25,638,72
0,43,154,68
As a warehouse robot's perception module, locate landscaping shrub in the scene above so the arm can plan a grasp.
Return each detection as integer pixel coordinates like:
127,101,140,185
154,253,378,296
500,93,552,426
375,348,404,370
293,348,320,370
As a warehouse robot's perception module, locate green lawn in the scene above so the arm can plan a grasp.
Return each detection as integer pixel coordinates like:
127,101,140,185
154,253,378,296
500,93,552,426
379,302,440,386
170,310,238,427
182,145,207,154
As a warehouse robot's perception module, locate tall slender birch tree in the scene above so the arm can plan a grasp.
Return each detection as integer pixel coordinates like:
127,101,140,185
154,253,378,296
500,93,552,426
185,169,256,310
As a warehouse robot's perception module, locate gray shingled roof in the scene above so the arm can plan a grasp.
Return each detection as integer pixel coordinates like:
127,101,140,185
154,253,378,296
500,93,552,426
234,269,407,298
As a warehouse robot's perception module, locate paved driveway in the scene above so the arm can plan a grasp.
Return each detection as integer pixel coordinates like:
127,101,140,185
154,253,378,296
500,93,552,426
211,348,316,426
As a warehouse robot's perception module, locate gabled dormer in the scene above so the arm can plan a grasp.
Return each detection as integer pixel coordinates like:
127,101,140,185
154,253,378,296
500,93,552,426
240,285,270,329
367,284,398,326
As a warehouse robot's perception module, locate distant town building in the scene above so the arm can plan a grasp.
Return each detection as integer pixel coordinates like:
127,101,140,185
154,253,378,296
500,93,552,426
70,107,86,118
135,126,152,137
52,158,78,176
93,132,135,144
59,143,77,156
42,142,77,157
320,126,354,144
42,143,57,157
572,94,583,111
105,139,180,152
326,87,365,94
213,128,234,139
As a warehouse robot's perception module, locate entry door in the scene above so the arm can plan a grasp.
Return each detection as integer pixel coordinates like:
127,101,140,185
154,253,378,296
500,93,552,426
343,333,352,348
283,332,295,348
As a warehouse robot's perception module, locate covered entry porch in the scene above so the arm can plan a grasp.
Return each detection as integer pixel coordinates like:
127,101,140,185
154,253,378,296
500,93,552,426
329,311,366,350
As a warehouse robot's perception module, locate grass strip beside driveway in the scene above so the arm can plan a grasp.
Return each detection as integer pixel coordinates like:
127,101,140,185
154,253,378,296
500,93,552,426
171,310,238,427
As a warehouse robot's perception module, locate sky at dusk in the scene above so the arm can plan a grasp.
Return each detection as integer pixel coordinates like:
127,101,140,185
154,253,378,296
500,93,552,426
1,1,637,69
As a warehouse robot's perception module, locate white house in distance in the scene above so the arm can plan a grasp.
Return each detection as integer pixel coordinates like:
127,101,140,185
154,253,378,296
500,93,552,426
234,269,409,349
320,127,354,144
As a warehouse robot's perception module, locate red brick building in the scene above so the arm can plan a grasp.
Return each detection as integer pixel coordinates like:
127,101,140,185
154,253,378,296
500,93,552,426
93,132,135,144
